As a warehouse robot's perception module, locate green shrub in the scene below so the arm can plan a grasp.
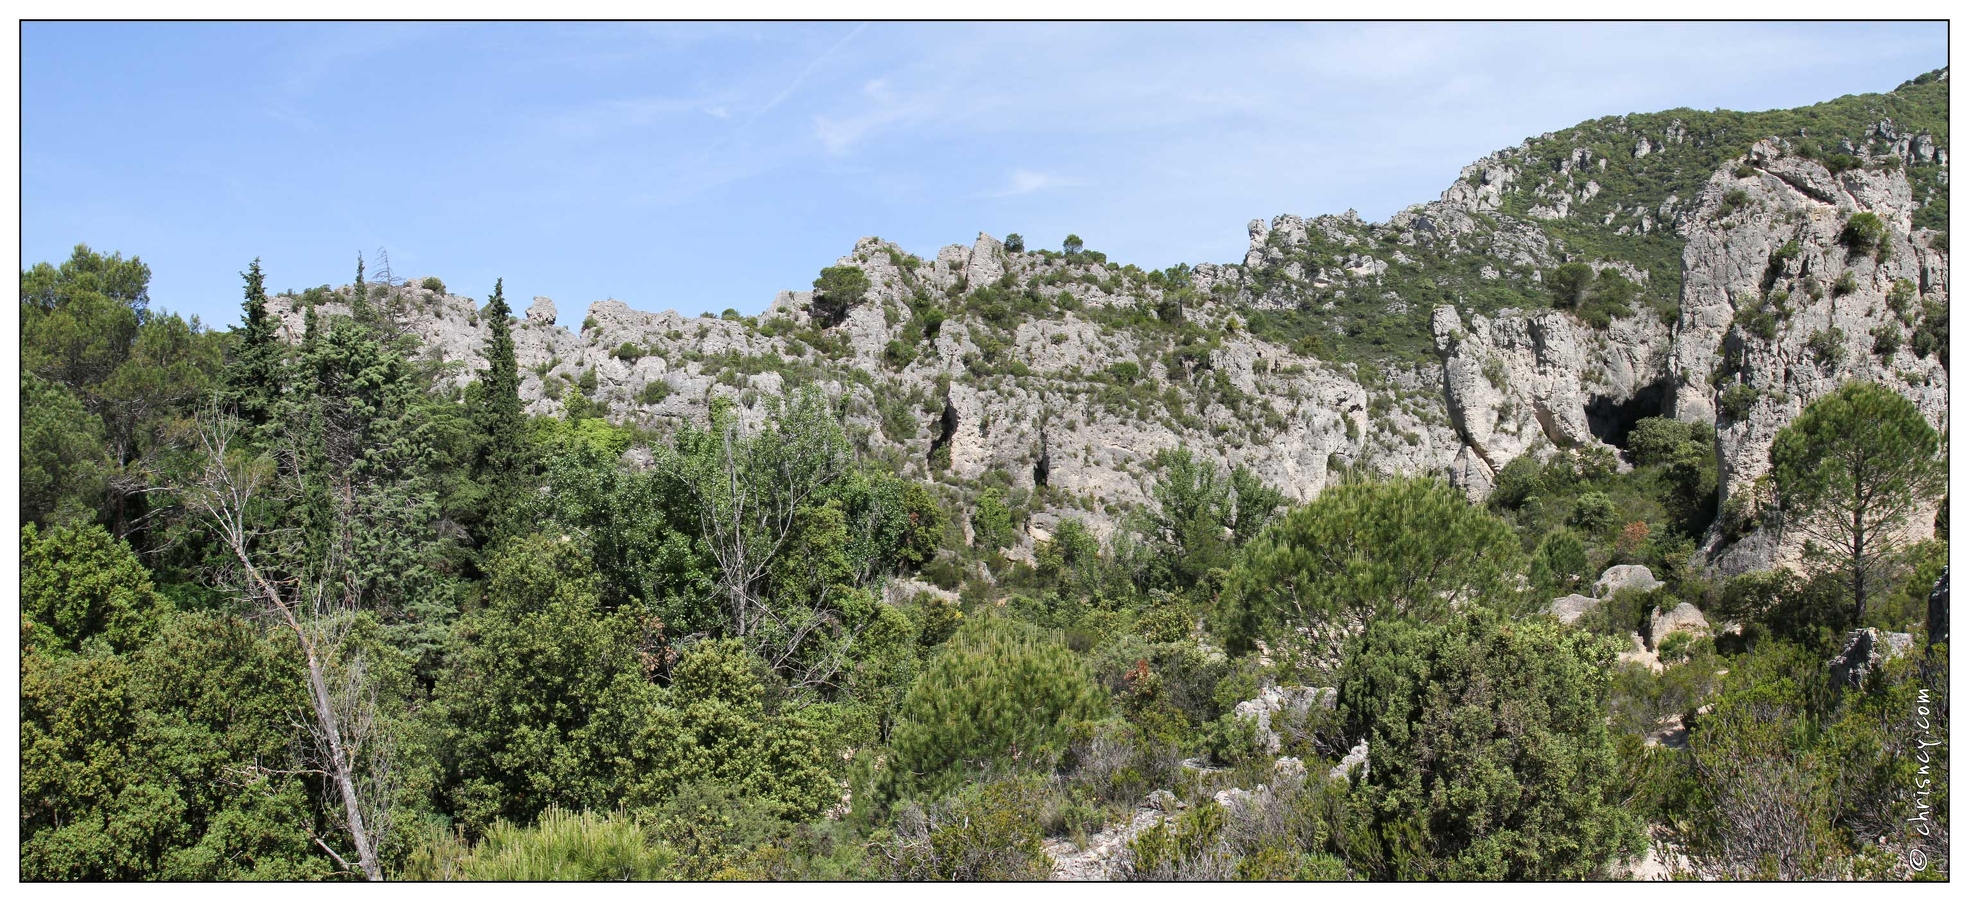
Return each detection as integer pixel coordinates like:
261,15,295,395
1806,328,1847,368
637,380,671,405
872,776,1053,879
1718,383,1761,420
581,315,598,332
812,266,870,328
612,342,644,362
1569,491,1618,533
1910,299,1947,364
1869,324,1903,358
884,617,1104,799
1136,605,1191,643
970,488,1015,551
1530,527,1590,595
1548,263,1637,327
420,276,446,293
1336,613,1641,879
412,808,674,880
1003,233,1024,253
1832,270,1857,296
1488,454,1544,511
1839,212,1888,253
1885,278,1917,318
20,522,165,656
1717,188,1751,218
1228,477,1525,652
1732,291,1788,342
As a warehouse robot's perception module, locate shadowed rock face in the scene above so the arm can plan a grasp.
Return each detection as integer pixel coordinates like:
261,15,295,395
261,90,1946,576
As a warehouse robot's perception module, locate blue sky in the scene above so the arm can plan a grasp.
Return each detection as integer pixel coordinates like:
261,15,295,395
22,21,1948,327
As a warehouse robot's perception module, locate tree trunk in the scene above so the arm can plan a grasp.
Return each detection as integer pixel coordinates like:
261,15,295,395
303,644,383,881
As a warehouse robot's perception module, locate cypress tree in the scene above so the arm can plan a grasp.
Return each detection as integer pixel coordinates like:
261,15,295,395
221,259,282,430
472,278,527,534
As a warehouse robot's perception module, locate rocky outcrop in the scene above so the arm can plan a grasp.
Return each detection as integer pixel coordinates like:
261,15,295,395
1328,740,1370,783
1045,793,1175,881
1647,603,1711,649
1546,593,1601,625
1231,685,1335,755
1597,564,1663,597
1669,141,1949,573
258,85,1944,577
1827,628,1915,690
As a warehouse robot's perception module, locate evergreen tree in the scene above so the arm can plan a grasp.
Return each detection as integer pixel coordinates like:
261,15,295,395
220,259,282,431
1770,381,1945,625
473,278,526,507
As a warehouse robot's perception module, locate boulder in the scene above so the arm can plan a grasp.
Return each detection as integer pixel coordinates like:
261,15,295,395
1596,564,1663,598
1618,631,1662,673
526,296,557,326
1328,740,1369,783
1232,685,1333,754
1546,593,1600,625
1648,603,1710,649
1828,628,1915,690
1213,785,1272,812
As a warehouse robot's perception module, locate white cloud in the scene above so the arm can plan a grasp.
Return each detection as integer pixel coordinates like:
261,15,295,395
987,169,1082,197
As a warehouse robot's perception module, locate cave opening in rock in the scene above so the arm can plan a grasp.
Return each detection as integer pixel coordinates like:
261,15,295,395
1033,432,1051,487
1584,377,1671,450
927,398,959,468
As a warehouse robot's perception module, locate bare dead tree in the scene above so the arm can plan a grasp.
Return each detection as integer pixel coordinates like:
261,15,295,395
189,409,395,881
676,388,851,680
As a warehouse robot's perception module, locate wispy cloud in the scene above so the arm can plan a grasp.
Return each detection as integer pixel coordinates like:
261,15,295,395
985,168,1082,198
741,21,867,130
811,77,941,154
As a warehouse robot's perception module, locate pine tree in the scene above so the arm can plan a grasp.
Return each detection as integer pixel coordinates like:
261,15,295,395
221,259,283,431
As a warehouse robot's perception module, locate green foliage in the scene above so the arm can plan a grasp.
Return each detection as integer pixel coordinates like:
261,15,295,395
637,379,672,405
21,244,224,538
1839,211,1889,254
612,341,645,361
1770,381,1943,624
1807,327,1847,368
1062,234,1085,255
1910,298,1948,365
1002,233,1024,253
1529,527,1590,596
1732,289,1790,342
1872,323,1905,358
811,265,870,327
420,276,446,294
410,808,673,880
1718,383,1761,420
885,617,1103,800
1336,613,1641,879
20,522,167,656
1228,477,1524,654
434,538,835,836
970,487,1015,552
1547,263,1638,327
22,611,332,880
872,776,1053,880
19,371,108,526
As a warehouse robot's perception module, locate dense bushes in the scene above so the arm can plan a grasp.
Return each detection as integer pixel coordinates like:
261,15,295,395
1336,613,1642,879
883,617,1104,800
1226,477,1523,658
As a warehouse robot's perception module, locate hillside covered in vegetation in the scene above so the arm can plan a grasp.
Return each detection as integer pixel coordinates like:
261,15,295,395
18,70,1950,881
